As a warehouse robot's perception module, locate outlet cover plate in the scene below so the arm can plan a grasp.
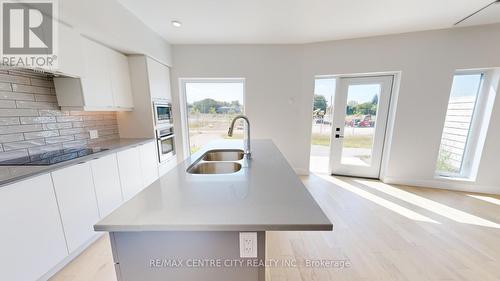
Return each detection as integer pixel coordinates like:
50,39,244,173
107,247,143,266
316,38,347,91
239,232,257,258
89,130,99,139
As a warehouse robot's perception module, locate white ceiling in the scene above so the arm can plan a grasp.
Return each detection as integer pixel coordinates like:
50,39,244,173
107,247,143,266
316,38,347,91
116,0,500,44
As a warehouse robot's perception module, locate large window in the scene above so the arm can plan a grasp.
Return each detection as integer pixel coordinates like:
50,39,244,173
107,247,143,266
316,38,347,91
436,73,484,178
181,79,245,154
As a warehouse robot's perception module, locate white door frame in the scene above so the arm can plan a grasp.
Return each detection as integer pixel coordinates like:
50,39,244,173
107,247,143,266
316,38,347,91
329,75,394,178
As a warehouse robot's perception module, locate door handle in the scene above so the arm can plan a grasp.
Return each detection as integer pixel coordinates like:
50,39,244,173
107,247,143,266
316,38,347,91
335,134,344,139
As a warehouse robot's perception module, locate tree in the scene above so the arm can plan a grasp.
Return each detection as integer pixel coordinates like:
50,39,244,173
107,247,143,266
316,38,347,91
353,102,377,115
192,98,218,113
371,94,379,105
313,95,327,113
191,98,242,114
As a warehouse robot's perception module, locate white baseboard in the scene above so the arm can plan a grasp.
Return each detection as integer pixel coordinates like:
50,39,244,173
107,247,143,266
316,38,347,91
38,233,104,281
382,176,500,195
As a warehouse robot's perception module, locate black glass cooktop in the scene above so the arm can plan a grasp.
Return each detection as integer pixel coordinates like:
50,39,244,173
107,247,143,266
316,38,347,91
0,147,109,166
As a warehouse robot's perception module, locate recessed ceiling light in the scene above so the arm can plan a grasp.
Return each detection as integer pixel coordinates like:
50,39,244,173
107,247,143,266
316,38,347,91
171,20,182,28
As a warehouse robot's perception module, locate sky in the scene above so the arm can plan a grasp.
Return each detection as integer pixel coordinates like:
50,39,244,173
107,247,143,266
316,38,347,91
450,74,482,98
185,82,244,104
314,78,380,105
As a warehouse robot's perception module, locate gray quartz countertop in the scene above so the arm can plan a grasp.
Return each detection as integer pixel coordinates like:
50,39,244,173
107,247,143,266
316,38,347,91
94,139,333,232
0,138,154,188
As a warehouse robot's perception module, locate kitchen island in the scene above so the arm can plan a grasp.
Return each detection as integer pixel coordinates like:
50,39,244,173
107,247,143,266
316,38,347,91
94,139,332,281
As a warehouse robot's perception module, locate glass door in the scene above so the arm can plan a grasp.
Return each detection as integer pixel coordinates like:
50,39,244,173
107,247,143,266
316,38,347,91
330,75,393,178
310,78,336,173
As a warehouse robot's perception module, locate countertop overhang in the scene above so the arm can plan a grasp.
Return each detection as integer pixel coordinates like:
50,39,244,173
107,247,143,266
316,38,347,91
94,139,333,232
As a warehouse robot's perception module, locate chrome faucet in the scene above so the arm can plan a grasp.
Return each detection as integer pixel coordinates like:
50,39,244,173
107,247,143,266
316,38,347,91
228,115,251,159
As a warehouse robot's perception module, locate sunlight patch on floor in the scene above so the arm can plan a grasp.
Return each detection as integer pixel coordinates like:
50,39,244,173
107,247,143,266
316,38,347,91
355,179,500,229
318,175,439,223
467,194,500,206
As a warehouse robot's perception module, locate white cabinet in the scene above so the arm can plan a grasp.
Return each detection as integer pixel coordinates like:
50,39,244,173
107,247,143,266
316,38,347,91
118,55,173,138
51,162,100,253
90,154,124,218
53,37,134,111
111,51,134,108
147,57,171,101
0,174,68,281
139,141,159,187
81,38,115,108
0,144,161,280
117,146,144,200
117,142,158,200
57,23,83,77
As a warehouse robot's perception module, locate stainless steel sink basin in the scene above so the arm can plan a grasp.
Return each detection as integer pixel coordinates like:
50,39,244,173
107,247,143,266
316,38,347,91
202,149,244,161
187,162,242,174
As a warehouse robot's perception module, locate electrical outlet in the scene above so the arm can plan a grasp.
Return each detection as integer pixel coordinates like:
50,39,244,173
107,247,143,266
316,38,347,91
239,232,257,258
89,130,99,139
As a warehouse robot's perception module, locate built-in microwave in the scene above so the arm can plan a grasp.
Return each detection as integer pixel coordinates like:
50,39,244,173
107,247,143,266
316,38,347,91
156,126,176,163
153,101,173,125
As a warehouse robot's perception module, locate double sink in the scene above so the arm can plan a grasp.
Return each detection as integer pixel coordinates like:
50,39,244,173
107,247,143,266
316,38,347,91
187,149,244,174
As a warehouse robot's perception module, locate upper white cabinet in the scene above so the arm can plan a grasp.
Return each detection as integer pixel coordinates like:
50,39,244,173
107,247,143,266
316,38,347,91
0,174,68,281
90,154,124,218
118,55,172,138
54,37,134,111
56,23,84,77
81,38,115,108
117,146,144,200
51,162,100,253
147,57,172,101
111,51,134,108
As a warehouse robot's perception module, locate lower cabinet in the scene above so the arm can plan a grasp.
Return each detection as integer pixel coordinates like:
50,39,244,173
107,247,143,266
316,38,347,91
0,141,160,280
117,146,144,200
139,141,159,187
51,162,100,253
90,153,124,218
0,174,68,281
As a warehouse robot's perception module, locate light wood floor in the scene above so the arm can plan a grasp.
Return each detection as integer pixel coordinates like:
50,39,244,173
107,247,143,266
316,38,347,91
50,174,500,281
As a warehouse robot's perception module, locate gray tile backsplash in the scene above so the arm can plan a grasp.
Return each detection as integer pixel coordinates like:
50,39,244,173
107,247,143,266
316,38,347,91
0,82,12,91
0,91,36,101
0,117,20,126
0,69,119,158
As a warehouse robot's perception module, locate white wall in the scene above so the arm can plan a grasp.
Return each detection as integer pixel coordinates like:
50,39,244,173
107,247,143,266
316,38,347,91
59,0,172,66
171,24,500,194
170,45,306,171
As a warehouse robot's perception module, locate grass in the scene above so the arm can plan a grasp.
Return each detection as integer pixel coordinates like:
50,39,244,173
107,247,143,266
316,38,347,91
311,134,331,146
311,133,373,149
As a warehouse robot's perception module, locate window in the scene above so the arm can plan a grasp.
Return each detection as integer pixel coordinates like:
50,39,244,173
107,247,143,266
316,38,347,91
436,72,484,178
180,79,245,155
